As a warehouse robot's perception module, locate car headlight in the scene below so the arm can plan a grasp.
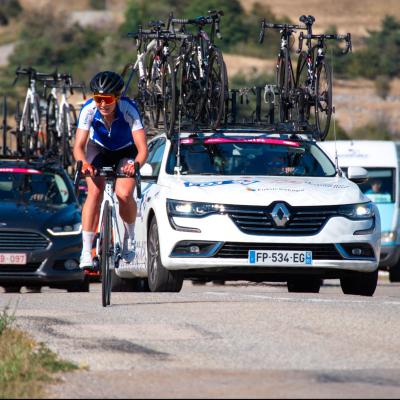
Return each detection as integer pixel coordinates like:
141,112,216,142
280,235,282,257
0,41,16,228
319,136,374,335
338,202,374,220
381,231,396,244
47,223,82,236
167,199,225,218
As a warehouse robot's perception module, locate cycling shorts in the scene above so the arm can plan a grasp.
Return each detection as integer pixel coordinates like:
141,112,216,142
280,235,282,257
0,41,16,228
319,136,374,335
86,140,138,174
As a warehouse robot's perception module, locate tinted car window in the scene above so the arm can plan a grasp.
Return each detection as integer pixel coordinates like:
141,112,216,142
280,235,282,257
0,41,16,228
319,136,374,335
147,138,166,177
0,168,72,204
167,137,336,177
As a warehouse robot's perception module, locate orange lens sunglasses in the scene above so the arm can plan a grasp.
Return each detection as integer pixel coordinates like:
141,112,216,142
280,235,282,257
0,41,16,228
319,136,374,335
93,94,118,105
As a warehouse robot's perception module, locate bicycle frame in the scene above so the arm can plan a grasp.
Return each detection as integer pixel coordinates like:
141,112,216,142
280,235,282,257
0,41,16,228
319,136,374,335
19,78,40,134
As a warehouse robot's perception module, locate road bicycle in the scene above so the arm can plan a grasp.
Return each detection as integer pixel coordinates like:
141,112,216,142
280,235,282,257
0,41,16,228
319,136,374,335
295,15,352,140
74,160,142,307
44,73,86,168
170,10,228,131
259,20,306,124
13,67,54,158
123,22,177,135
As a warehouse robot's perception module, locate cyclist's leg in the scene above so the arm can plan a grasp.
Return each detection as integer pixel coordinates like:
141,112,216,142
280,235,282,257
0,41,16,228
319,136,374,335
80,141,106,268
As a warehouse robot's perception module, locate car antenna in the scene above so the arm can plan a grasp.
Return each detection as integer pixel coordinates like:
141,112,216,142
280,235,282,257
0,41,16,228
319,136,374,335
331,47,342,177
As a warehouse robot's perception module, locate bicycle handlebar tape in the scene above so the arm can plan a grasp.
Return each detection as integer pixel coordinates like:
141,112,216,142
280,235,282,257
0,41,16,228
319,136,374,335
134,161,142,199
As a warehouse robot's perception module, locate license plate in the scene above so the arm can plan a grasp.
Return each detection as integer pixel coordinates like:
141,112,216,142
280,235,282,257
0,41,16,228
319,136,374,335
249,250,312,265
0,253,27,265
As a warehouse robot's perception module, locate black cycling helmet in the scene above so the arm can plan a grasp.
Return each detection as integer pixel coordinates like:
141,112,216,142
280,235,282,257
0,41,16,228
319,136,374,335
90,71,124,95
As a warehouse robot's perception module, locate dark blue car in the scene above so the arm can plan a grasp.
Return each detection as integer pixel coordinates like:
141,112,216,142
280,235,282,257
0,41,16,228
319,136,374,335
0,158,87,293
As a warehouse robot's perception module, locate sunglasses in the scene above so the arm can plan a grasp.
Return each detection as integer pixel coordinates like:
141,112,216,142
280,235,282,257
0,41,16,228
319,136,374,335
93,94,119,105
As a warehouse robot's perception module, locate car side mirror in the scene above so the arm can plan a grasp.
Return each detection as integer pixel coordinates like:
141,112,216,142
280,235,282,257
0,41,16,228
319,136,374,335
140,163,153,178
347,166,368,184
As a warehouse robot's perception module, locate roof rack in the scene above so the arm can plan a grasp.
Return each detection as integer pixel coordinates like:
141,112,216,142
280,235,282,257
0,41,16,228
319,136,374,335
168,85,320,141
0,154,63,166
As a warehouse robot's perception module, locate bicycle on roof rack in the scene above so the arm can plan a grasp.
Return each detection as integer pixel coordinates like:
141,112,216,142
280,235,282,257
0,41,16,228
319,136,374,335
295,15,352,140
170,10,228,133
44,72,86,169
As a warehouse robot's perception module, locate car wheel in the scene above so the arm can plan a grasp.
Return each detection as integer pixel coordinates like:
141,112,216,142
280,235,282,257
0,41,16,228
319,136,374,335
389,266,400,283
111,271,150,292
3,285,21,293
340,269,378,296
287,277,322,293
147,218,183,292
192,279,207,286
66,277,90,292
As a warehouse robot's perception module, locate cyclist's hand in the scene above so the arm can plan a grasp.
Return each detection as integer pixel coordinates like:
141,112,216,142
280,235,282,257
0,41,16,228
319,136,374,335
122,159,136,177
82,162,95,177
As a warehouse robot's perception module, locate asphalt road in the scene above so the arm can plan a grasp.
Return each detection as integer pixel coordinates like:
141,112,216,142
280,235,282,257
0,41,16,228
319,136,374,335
1,275,400,399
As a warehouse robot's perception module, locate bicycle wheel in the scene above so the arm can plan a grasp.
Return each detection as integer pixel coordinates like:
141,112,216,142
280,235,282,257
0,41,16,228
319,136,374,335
100,201,112,307
61,105,71,169
45,96,58,155
276,56,295,123
295,52,312,123
315,60,332,140
161,57,176,139
147,55,162,129
23,101,32,158
205,48,228,129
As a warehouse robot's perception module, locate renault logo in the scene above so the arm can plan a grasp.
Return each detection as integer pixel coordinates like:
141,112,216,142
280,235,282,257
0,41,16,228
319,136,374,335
271,203,290,227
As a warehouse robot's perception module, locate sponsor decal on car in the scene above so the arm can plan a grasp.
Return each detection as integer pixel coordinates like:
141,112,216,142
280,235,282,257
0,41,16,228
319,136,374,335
184,179,259,188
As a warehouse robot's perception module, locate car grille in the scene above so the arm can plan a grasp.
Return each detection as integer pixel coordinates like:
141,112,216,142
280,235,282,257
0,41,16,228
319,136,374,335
215,242,343,260
225,204,339,236
0,263,41,273
0,231,50,252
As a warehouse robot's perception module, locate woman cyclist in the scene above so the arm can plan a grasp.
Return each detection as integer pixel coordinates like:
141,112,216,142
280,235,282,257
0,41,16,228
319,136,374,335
73,71,148,269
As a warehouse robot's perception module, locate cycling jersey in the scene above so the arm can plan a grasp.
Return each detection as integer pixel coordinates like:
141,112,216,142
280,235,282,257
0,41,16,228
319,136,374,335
77,97,143,151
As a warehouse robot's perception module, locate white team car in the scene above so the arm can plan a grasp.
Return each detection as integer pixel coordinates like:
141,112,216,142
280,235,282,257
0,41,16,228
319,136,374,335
115,129,381,296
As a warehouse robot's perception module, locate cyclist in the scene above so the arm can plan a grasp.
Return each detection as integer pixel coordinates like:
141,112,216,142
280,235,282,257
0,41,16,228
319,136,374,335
73,71,148,269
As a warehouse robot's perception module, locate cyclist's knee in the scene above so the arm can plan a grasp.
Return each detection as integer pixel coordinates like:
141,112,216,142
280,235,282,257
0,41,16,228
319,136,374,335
116,190,134,204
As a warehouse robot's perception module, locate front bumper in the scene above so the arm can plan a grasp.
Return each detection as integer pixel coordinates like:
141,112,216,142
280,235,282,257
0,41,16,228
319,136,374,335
159,212,380,274
0,233,84,285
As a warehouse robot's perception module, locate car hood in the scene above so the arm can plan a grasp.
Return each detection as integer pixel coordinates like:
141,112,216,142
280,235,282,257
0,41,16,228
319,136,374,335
0,202,81,231
162,175,368,206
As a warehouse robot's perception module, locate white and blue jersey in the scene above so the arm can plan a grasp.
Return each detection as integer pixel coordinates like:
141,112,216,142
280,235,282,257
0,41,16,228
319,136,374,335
77,97,144,151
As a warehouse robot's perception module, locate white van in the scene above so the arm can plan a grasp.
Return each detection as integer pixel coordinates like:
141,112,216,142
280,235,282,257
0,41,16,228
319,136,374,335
319,140,400,282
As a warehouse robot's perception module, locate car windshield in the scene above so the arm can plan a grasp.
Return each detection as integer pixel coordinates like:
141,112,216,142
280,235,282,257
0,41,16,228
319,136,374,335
167,137,336,177
352,168,394,203
0,167,73,205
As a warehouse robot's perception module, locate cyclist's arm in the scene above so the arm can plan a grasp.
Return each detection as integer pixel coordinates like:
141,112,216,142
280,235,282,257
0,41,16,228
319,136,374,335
73,127,90,166
132,128,148,168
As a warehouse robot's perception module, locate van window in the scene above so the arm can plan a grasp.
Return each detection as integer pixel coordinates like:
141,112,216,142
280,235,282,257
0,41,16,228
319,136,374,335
354,168,395,203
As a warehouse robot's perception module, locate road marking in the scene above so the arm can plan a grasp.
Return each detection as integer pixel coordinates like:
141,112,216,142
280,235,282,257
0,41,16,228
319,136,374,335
204,291,400,306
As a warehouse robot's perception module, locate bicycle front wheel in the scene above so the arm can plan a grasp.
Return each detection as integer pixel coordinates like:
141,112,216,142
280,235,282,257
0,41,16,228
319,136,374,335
161,57,176,139
100,201,112,307
276,55,295,123
205,48,228,129
315,60,332,140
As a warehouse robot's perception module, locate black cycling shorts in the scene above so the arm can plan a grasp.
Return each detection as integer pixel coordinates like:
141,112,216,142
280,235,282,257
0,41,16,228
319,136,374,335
86,140,138,173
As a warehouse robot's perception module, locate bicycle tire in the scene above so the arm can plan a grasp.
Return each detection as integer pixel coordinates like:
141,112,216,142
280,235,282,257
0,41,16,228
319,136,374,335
295,52,312,123
68,103,77,156
315,60,332,140
23,101,32,159
2,96,7,156
276,55,295,122
205,48,228,129
45,96,58,155
100,200,112,307
61,105,70,169
15,101,23,156
161,57,176,139
147,55,162,129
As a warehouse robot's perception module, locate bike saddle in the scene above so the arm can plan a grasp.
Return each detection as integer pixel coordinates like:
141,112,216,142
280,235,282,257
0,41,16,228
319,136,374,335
299,15,315,26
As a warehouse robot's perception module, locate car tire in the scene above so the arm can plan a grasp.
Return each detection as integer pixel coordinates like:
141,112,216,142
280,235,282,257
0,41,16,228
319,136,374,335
147,218,183,292
340,269,378,296
287,277,322,293
389,266,400,283
111,271,150,292
3,285,21,293
66,277,90,293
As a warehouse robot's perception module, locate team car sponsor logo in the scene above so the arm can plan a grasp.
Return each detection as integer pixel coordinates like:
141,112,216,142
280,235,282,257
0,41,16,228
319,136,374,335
184,179,259,188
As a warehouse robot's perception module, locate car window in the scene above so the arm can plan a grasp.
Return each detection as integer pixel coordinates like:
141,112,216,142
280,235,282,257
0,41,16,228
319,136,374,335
146,138,166,177
0,168,73,205
166,137,336,177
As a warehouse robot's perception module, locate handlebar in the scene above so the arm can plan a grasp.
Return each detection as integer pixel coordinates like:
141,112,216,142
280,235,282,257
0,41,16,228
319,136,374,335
297,32,352,54
128,30,191,42
74,161,142,199
259,19,306,44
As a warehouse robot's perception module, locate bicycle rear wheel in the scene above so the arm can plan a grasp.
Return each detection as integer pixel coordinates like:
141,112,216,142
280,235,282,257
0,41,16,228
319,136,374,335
100,201,112,307
205,48,228,129
295,52,312,123
315,60,332,140
161,57,176,139
276,55,295,123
